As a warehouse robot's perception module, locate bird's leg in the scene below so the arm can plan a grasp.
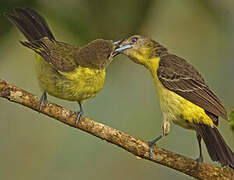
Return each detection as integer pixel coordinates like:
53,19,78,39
148,118,170,158
77,101,84,122
196,133,203,171
39,92,47,111
72,101,84,125
148,135,163,157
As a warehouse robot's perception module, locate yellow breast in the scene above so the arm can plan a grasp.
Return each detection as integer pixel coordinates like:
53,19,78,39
35,54,106,102
146,57,214,129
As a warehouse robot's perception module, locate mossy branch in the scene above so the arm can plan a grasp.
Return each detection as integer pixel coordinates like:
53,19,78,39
0,78,233,180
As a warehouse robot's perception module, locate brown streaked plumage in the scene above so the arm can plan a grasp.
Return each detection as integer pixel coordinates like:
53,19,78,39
21,39,114,72
21,40,79,72
4,8,120,123
157,54,228,122
115,35,234,169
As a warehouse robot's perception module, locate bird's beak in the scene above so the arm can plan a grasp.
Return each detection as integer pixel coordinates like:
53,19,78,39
113,39,124,46
114,44,132,53
112,39,132,57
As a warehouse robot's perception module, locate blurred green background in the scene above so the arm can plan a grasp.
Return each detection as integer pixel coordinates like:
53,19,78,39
0,0,234,179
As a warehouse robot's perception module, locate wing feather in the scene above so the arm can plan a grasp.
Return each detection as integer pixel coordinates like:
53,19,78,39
21,39,79,72
157,54,227,121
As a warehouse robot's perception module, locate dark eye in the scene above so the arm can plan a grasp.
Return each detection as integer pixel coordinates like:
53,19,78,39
131,36,138,43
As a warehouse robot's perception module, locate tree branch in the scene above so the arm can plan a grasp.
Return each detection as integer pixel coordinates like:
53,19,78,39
0,78,233,180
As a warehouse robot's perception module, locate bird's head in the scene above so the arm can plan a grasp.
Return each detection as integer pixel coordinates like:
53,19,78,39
114,35,167,66
78,39,117,69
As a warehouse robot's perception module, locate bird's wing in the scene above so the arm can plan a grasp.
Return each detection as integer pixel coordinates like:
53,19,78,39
21,38,79,72
157,54,227,121
22,38,115,71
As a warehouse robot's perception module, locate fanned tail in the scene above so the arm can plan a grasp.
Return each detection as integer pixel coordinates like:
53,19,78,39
196,124,234,169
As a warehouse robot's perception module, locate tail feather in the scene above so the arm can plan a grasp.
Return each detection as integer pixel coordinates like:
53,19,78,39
21,8,55,40
196,124,234,169
4,8,55,42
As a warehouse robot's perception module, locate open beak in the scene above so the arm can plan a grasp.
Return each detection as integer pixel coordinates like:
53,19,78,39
113,39,124,46
112,39,132,57
114,45,132,53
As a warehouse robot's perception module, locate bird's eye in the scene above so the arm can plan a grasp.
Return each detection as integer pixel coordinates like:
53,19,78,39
131,37,138,43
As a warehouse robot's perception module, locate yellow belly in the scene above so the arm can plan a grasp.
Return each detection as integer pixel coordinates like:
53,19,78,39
35,54,105,101
148,58,214,129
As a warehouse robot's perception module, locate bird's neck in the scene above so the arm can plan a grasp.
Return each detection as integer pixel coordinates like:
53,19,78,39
80,58,112,70
143,56,161,74
143,42,168,71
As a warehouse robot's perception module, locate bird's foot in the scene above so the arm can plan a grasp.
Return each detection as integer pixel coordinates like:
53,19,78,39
148,135,162,158
196,155,203,171
38,92,47,111
148,141,155,158
72,111,83,125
